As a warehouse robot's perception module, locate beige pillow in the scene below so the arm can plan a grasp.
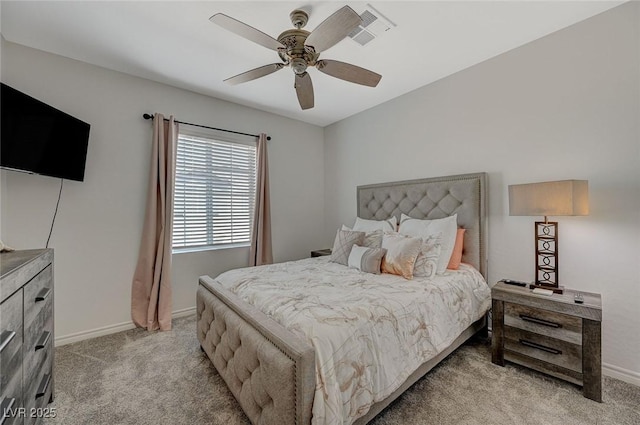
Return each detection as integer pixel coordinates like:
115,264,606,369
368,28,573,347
347,245,387,274
330,229,365,266
380,232,422,279
341,225,383,248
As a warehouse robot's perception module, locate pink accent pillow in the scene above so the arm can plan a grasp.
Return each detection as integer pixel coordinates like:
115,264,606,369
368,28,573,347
447,229,466,270
380,232,422,280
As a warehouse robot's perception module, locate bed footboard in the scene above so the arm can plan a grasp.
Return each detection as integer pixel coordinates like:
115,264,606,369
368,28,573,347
197,275,315,425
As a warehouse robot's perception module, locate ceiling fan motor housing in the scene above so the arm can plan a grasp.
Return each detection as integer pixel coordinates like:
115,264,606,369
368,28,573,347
277,29,319,68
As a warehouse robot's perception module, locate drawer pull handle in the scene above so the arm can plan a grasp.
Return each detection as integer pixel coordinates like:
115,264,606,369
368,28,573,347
0,330,16,354
35,331,51,351
519,314,561,328
0,397,16,425
519,339,562,355
0,398,17,425
35,373,51,399
35,288,51,302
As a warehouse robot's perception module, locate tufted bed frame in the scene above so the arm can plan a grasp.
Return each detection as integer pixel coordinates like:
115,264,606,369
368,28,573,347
197,172,488,425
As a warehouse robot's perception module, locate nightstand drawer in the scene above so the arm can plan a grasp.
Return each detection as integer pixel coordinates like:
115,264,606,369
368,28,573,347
504,326,582,373
504,302,582,345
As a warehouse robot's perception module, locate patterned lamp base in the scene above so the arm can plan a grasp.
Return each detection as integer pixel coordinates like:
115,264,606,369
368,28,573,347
531,221,564,294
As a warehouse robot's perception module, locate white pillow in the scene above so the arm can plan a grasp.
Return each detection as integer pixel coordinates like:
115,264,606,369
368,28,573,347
347,245,387,274
352,216,397,233
399,213,457,274
341,225,383,248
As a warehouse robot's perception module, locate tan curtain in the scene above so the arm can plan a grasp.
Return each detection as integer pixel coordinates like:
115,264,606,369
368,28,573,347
249,133,273,266
131,114,177,331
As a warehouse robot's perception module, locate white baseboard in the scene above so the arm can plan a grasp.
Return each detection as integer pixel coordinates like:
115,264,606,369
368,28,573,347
173,306,197,318
54,306,197,347
603,362,640,387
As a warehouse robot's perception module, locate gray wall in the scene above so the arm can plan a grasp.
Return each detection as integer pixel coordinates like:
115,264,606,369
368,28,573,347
324,3,639,382
1,40,325,342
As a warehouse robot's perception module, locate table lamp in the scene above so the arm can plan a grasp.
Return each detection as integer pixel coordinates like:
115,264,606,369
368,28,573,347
508,180,589,294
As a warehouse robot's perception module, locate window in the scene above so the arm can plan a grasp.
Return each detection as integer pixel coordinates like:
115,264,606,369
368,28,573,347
173,132,256,251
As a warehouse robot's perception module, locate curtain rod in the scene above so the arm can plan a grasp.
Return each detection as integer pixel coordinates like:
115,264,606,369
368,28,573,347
142,113,271,141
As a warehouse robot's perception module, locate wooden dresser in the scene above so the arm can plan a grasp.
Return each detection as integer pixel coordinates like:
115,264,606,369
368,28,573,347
491,281,602,402
1,249,55,425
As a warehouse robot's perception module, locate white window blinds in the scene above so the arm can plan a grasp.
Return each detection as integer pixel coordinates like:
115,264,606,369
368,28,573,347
173,133,257,251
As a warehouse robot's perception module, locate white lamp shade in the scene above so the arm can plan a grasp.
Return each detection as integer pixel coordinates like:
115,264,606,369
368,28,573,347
509,180,589,217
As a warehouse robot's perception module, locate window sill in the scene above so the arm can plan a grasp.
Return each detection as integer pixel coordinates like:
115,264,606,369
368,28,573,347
172,243,250,255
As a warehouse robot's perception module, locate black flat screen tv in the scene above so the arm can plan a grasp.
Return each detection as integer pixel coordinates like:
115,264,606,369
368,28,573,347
1,83,90,181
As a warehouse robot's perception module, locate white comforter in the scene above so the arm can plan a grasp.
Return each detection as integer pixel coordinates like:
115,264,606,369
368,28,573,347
214,257,491,425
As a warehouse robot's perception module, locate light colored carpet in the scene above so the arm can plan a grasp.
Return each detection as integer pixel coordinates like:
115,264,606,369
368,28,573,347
45,314,639,425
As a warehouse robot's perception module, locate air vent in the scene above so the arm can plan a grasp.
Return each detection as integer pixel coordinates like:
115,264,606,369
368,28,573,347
349,4,396,46
360,10,378,27
352,30,376,46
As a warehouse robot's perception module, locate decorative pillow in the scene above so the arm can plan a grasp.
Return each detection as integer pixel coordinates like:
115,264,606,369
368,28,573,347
447,228,466,270
341,225,383,248
413,234,442,278
347,245,387,274
330,229,365,266
399,214,457,274
352,216,397,233
380,232,422,279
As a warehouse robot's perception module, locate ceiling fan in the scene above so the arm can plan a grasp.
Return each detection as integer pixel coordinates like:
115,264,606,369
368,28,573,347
210,5,382,110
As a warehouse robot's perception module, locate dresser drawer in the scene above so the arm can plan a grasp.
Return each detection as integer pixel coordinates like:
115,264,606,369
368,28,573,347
0,353,23,406
23,354,53,425
23,326,53,400
1,375,24,425
1,290,23,395
23,302,53,388
504,326,582,373
23,266,52,332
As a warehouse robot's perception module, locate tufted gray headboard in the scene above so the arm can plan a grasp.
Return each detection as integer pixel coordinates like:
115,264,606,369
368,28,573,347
357,172,488,278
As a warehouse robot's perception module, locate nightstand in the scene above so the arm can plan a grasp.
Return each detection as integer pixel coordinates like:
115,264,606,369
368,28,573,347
310,249,331,257
491,281,602,402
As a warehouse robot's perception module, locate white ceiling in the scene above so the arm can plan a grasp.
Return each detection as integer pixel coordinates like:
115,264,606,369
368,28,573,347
0,1,624,127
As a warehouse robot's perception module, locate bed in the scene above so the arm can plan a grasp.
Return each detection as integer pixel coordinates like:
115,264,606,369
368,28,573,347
197,172,489,425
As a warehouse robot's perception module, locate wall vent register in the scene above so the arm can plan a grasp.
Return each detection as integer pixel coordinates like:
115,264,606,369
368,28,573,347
348,4,397,46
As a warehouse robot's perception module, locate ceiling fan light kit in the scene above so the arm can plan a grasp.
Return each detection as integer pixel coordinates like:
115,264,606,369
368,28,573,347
210,5,382,110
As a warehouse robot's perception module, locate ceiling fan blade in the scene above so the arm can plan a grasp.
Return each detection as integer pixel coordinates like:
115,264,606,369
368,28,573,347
224,63,285,85
316,60,382,87
294,73,314,110
305,6,361,53
210,13,284,51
